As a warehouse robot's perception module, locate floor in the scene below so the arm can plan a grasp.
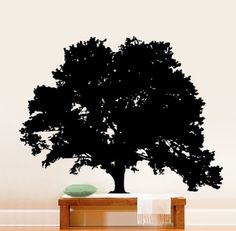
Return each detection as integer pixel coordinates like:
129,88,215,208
0,227,236,231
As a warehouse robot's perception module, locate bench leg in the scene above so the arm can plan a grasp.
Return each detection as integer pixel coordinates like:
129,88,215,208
60,205,70,229
173,205,185,229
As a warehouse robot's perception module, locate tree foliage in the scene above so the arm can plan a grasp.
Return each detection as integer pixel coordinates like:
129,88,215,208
20,37,222,192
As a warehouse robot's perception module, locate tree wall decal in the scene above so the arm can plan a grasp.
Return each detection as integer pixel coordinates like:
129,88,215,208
20,37,222,193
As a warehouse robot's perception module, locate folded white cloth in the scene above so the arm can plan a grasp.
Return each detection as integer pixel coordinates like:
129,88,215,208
137,194,176,226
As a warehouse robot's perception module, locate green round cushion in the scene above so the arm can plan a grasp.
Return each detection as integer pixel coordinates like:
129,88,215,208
64,184,97,197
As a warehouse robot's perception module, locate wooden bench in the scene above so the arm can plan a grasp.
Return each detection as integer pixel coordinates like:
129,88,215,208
58,196,186,229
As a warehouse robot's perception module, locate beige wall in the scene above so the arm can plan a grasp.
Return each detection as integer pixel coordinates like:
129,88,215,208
0,0,236,214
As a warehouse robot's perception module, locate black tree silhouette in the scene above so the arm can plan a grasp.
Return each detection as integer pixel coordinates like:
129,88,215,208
20,37,222,193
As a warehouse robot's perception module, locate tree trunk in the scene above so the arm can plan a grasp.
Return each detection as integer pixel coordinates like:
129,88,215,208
108,161,128,193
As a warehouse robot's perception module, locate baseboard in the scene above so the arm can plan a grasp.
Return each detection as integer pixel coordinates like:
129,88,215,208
0,208,236,227
186,209,236,227
0,209,59,226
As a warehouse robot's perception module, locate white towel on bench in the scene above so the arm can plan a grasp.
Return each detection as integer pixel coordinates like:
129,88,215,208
137,193,175,226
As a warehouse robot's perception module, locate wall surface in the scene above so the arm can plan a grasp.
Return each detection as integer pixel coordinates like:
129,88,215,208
0,0,236,226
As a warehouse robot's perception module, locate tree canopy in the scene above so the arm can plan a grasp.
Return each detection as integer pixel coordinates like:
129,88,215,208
20,37,222,193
